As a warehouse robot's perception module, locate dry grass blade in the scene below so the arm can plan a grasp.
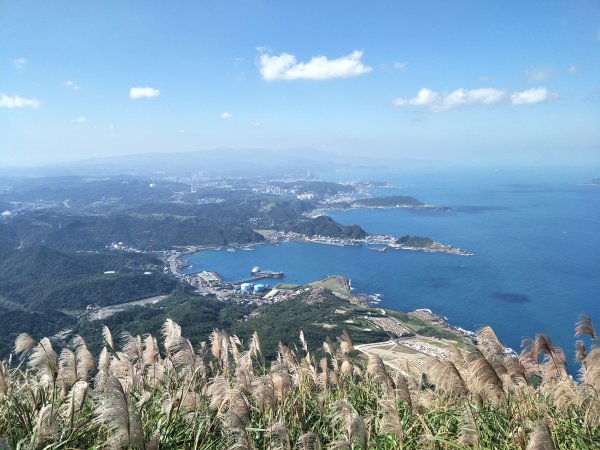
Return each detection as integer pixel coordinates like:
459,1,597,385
526,421,556,450
427,359,467,400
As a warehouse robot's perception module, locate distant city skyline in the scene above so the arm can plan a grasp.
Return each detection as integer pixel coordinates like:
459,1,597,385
1,1,599,167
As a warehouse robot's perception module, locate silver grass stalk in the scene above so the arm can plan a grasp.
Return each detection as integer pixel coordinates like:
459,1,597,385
337,330,354,355
378,397,403,441
341,359,352,375
297,432,322,450
210,329,223,361
267,423,291,450
272,369,291,402
299,330,308,353
34,403,58,446
318,358,329,391
142,335,160,366
14,333,37,356
526,421,556,450
426,359,467,400
580,346,600,391
322,337,335,358
28,337,58,381
57,348,78,391
249,331,262,357
0,362,8,395
162,318,181,354
223,411,251,450
207,374,231,411
458,406,479,449
393,372,412,409
93,376,145,449
72,335,96,381
251,375,275,414
575,313,596,339
121,332,143,367
476,325,505,359
102,325,114,349
109,351,135,393
332,399,368,449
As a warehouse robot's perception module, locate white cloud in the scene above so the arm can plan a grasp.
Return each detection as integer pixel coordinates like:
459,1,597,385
258,50,372,81
394,87,505,111
129,87,160,99
63,80,81,91
0,93,39,108
13,58,27,70
568,65,578,74
479,75,492,82
220,112,232,119
526,68,551,81
393,88,439,107
393,61,407,71
70,116,86,123
251,121,261,127
511,87,558,105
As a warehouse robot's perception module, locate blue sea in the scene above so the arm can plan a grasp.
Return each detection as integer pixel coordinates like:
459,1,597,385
184,166,600,366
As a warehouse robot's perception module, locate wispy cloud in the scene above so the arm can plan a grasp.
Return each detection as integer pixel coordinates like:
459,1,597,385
0,93,39,108
251,121,261,127
129,87,160,99
568,65,577,74
525,68,551,81
70,116,86,123
220,112,232,119
511,87,558,105
63,80,81,91
13,58,27,70
393,88,506,112
394,86,558,111
258,50,372,81
393,61,407,71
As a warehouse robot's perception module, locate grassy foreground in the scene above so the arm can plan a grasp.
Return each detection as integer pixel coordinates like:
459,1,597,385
0,315,599,449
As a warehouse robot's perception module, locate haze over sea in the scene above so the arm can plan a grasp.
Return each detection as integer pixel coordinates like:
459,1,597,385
185,166,600,364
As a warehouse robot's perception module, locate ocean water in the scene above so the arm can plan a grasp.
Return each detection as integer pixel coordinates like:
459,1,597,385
184,166,600,366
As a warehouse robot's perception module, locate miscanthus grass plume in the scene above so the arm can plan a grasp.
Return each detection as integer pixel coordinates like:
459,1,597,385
0,315,599,448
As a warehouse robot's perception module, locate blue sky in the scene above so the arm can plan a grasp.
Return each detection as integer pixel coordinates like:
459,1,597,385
1,1,599,167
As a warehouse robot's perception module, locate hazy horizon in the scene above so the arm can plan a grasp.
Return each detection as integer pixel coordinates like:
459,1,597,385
2,1,600,168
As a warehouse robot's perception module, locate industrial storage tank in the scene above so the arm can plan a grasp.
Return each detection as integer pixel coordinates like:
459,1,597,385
253,283,266,293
